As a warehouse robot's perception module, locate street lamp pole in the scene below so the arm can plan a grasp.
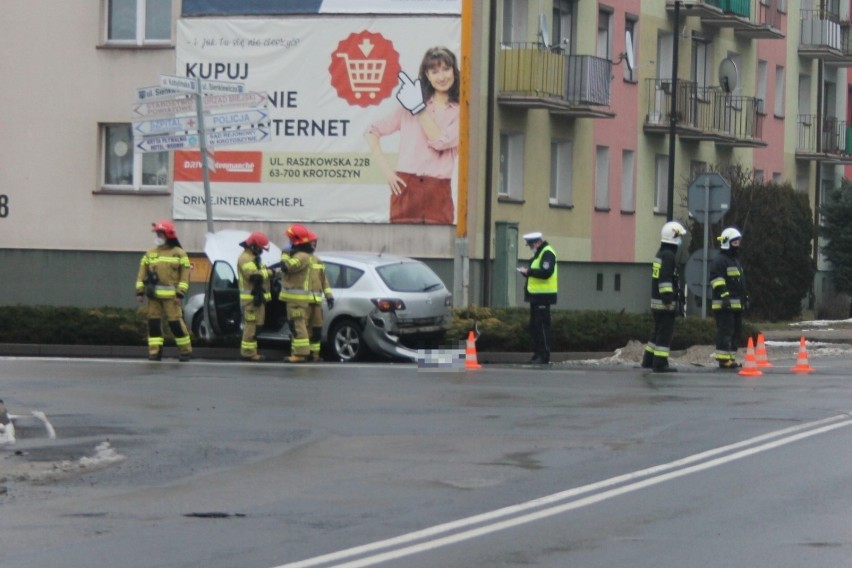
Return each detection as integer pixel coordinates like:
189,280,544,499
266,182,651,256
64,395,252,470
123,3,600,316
666,0,681,222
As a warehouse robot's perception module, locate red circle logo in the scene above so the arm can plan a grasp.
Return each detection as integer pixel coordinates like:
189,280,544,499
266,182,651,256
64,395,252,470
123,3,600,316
329,31,401,108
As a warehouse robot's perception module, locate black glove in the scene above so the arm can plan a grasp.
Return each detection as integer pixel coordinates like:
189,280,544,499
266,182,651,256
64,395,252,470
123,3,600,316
252,285,265,307
661,292,674,307
721,298,731,310
326,297,335,310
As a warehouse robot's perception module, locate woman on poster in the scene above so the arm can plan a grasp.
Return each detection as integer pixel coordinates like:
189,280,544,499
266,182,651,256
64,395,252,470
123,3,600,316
365,46,460,225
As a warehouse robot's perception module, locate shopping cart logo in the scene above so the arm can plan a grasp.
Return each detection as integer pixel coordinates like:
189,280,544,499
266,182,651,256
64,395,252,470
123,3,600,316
329,31,401,108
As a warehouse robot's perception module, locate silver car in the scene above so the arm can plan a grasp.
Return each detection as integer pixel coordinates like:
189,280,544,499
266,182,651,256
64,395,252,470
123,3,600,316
184,242,452,362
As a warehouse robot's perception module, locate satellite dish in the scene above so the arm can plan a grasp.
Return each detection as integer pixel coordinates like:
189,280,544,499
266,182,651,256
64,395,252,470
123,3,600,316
538,13,550,49
624,30,635,72
718,58,739,94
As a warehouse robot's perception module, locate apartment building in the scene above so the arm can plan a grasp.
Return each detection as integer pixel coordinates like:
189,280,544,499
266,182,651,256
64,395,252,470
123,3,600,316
0,0,846,311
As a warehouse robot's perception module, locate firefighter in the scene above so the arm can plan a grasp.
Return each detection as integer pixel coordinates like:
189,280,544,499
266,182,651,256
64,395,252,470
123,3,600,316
238,231,274,362
710,227,749,369
518,231,558,364
307,237,334,361
135,220,192,361
279,224,316,363
643,221,687,373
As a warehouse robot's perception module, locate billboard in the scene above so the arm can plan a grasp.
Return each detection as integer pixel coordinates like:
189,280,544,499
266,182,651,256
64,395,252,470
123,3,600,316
174,16,461,224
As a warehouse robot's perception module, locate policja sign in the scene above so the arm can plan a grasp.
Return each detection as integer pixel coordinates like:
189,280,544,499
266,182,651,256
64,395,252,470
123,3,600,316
686,172,732,318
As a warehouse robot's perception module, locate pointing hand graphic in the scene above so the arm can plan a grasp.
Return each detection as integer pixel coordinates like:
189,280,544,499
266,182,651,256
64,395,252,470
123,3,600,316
396,71,426,115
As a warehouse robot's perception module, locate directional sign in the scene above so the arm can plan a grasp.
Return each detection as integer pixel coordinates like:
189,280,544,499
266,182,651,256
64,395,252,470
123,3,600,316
200,79,246,94
135,133,200,153
133,115,201,136
206,109,269,129
136,85,187,102
131,92,268,119
135,127,269,153
205,127,269,148
160,74,198,93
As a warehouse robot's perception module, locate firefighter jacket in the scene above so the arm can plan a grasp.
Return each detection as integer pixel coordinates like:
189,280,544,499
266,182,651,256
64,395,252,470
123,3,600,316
710,249,748,311
524,242,558,305
279,250,313,304
136,245,190,300
308,254,333,305
650,243,680,312
237,249,273,305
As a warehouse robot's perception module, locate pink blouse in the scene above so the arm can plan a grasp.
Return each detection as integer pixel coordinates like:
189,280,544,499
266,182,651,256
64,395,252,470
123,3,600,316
367,99,459,180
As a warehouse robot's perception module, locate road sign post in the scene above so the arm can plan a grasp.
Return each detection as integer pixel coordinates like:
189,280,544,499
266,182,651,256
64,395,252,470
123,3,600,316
133,76,265,233
687,172,732,318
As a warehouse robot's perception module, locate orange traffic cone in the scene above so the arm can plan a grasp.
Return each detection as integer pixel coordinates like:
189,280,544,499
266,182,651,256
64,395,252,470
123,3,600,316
464,330,482,370
754,333,772,368
790,337,815,374
738,337,763,377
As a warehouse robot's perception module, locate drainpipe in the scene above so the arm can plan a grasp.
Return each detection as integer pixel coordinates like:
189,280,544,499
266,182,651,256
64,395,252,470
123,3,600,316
481,0,498,306
812,58,824,309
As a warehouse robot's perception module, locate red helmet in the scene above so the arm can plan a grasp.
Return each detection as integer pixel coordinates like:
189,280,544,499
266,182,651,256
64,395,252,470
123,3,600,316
286,224,316,245
245,231,270,250
151,220,177,239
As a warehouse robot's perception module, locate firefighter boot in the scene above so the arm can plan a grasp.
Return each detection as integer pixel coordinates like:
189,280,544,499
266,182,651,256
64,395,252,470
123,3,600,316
652,356,677,373
641,349,654,369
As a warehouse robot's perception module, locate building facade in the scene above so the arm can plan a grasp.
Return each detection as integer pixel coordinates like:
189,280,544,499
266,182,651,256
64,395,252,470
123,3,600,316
0,0,847,312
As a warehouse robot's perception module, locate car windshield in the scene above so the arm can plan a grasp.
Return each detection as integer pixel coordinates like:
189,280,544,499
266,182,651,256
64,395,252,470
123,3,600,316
376,261,444,293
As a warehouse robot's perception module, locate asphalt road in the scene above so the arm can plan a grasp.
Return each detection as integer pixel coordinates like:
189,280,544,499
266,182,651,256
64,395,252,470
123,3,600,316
1,354,851,568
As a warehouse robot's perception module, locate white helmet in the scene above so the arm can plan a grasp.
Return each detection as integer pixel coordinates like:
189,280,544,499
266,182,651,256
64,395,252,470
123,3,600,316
660,221,687,245
718,227,742,250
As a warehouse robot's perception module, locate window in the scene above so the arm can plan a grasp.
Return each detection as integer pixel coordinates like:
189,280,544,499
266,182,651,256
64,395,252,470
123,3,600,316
502,0,528,45
621,149,635,213
106,0,172,45
691,37,710,93
550,140,573,206
597,8,612,60
614,273,621,292
624,17,637,82
690,160,707,180
754,170,764,183
772,172,783,184
796,173,809,194
756,60,768,114
774,66,785,117
595,146,610,210
596,273,604,291
499,132,525,200
654,154,669,214
798,74,811,118
101,123,168,190
553,0,575,53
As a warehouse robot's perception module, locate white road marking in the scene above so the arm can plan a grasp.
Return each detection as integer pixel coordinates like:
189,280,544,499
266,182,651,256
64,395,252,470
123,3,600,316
279,414,852,568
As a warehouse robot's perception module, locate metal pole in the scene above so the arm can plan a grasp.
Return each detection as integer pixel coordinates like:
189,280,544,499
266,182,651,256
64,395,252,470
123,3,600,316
194,80,215,234
481,0,498,307
666,0,681,222
701,177,710,319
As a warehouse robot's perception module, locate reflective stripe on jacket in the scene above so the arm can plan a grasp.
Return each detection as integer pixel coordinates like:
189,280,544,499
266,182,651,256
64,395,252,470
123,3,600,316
709,251,747,311
279,251,313,303
135,245,191,297
238,249,272,303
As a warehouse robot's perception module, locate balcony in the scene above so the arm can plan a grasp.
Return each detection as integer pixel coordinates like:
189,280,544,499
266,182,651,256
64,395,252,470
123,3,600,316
644,79,766,147
497,43,614,119
795,114,852,163
798,9,852,65
667,0,784,39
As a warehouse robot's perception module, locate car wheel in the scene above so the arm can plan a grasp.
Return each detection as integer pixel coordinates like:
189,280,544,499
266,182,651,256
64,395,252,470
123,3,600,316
328,319,364,362
193,311,213,343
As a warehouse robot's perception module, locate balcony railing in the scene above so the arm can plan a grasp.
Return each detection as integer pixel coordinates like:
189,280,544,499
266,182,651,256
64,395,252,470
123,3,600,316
797,9,852,64
796,114,852,160
644,79,765,147
668,0,784,38
498,43,613,117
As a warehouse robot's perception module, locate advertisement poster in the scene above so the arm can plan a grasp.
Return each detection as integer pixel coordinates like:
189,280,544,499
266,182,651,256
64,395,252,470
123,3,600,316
174,16,461,224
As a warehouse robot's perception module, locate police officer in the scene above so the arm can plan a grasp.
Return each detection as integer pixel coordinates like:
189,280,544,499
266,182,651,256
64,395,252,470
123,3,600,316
643,221,687,373
518,231,557,364
135,220,192,362
279,224,317,363
307,237,334,362
238,232,274,362
710,227,748,369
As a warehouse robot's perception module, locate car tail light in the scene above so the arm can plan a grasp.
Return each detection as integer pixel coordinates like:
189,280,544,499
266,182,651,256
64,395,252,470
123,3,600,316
371,298,405,312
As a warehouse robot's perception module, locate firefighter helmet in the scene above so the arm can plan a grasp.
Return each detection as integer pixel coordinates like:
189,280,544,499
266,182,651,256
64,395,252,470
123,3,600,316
718,227,742,250
660,221,687,245
151,220,177,239
245,231,270,250
286,224,316,245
